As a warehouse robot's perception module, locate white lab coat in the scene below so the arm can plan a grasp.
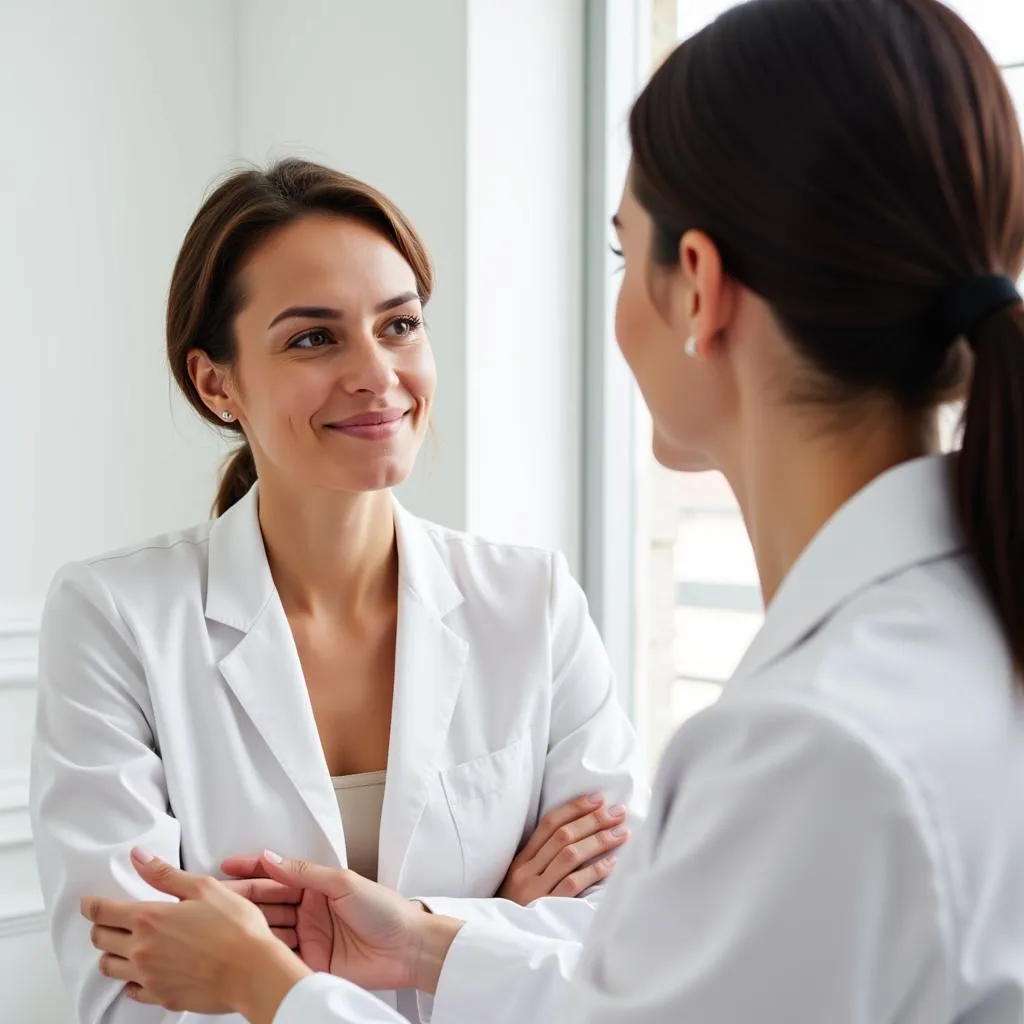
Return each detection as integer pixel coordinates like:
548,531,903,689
270,454,1024,1024
29,486,648,1024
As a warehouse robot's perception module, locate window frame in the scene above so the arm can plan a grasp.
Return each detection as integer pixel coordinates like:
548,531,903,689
580,0,647,710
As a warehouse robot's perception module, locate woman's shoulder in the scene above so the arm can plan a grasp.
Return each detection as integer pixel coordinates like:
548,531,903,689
416,516,556,565
45,519,215,618
401,510,575,601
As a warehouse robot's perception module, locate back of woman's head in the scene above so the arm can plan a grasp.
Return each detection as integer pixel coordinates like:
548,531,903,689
630,0,1024,668
167,158,433,517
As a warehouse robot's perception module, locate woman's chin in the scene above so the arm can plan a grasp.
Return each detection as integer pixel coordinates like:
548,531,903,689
308,455,413,495
651,433,714,473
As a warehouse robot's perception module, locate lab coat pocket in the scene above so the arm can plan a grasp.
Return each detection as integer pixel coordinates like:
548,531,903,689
440,733,535,896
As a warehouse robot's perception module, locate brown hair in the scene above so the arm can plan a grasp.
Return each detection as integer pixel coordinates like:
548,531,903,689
630,0,1024,667
166,158,434,517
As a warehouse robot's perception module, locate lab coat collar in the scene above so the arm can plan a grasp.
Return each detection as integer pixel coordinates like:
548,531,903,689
204,484,464,630
205,484,273,632
734,454,965,682
204,485,468,877
379,505,469,887
392,500,464,621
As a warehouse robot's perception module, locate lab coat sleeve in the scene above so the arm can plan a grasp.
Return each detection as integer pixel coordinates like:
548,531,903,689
273,974,410,1024
30,562,193,1024
271,933,576,1024
415,552,648,1021
561,693,952,1024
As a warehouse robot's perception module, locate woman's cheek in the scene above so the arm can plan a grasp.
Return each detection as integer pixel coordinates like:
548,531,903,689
615,271,648,365
404,344,438,404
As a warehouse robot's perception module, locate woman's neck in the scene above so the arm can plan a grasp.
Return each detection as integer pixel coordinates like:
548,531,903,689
722,401,939,607
257,483,398,620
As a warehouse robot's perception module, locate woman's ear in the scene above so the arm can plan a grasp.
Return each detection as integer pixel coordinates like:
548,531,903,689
678,230,731,358
188,350,234,417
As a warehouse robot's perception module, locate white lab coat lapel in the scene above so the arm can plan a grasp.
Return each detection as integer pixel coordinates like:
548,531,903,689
734,454,966,683
377,503,468,890
205,486,344,866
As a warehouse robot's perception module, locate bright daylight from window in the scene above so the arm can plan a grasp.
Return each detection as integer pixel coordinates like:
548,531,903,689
631,0,1024,772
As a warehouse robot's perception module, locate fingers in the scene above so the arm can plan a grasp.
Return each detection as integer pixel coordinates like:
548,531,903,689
533,803,627,875
89,924,132,958
131,848,203,900
550,855,618,898
258,851,353,900
221,853,270,880
125,983,159,1006
223,881,298,933
271,927,298,949
222,878,302,905
98,953,139,984
538,823,630,893
260,903,298,928
519,793,604,861
81,897,139,931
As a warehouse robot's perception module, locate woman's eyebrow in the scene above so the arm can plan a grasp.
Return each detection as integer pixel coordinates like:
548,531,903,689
267,305,342,329
267,291,420,329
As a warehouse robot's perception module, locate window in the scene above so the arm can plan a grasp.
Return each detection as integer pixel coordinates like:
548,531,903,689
628,0,1024,772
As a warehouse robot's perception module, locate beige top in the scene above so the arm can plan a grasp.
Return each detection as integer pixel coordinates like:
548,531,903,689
331,770,386,882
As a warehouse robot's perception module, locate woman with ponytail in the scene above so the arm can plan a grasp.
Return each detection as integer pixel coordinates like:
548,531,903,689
80,2,1024,1023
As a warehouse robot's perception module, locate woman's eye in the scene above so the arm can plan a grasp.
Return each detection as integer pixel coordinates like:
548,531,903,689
383,316,422,339
292,328,332,349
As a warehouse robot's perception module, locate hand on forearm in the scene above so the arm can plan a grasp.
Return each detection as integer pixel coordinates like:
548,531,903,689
83,849,310,1019
225,851,465,992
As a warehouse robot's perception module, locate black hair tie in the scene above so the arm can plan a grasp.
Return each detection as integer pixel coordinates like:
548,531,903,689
934,274,1021,349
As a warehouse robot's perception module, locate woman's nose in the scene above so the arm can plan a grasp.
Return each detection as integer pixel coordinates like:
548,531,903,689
340,338,399,395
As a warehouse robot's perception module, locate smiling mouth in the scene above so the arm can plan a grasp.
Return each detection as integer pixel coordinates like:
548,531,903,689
325,409,410,440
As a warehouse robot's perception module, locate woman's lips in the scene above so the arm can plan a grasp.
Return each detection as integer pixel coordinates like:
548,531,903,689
325,408,408,440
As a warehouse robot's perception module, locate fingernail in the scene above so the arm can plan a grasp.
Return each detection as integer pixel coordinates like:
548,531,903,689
610,825,629,838
132,847,155,864
608,804,626,817
587,792,603,805
603,855,618,867
264,849,283,864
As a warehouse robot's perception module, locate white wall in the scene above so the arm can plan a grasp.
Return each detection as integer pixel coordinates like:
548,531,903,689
465,1,584,569
235,0,585,563
235,0,472,532
0,1,586,1019
1,1,236,609
0,3,238,1017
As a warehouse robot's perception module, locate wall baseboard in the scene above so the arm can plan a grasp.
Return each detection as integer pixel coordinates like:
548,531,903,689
0,606,41,690
0,907,47,939
0,772,31,851
0,607,39,846
0,611,42,928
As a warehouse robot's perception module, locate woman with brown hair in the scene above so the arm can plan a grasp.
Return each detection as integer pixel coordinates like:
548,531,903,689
30,158,647,1024
81,0,1024,1021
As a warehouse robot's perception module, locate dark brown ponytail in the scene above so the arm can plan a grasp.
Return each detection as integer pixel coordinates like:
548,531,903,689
629,0,1024,671
213,443,258,519
166,158,434,516
957,300,1024,667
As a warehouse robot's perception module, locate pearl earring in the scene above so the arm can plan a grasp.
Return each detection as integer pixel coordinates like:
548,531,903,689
684,336,699,359
220,410,234,422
